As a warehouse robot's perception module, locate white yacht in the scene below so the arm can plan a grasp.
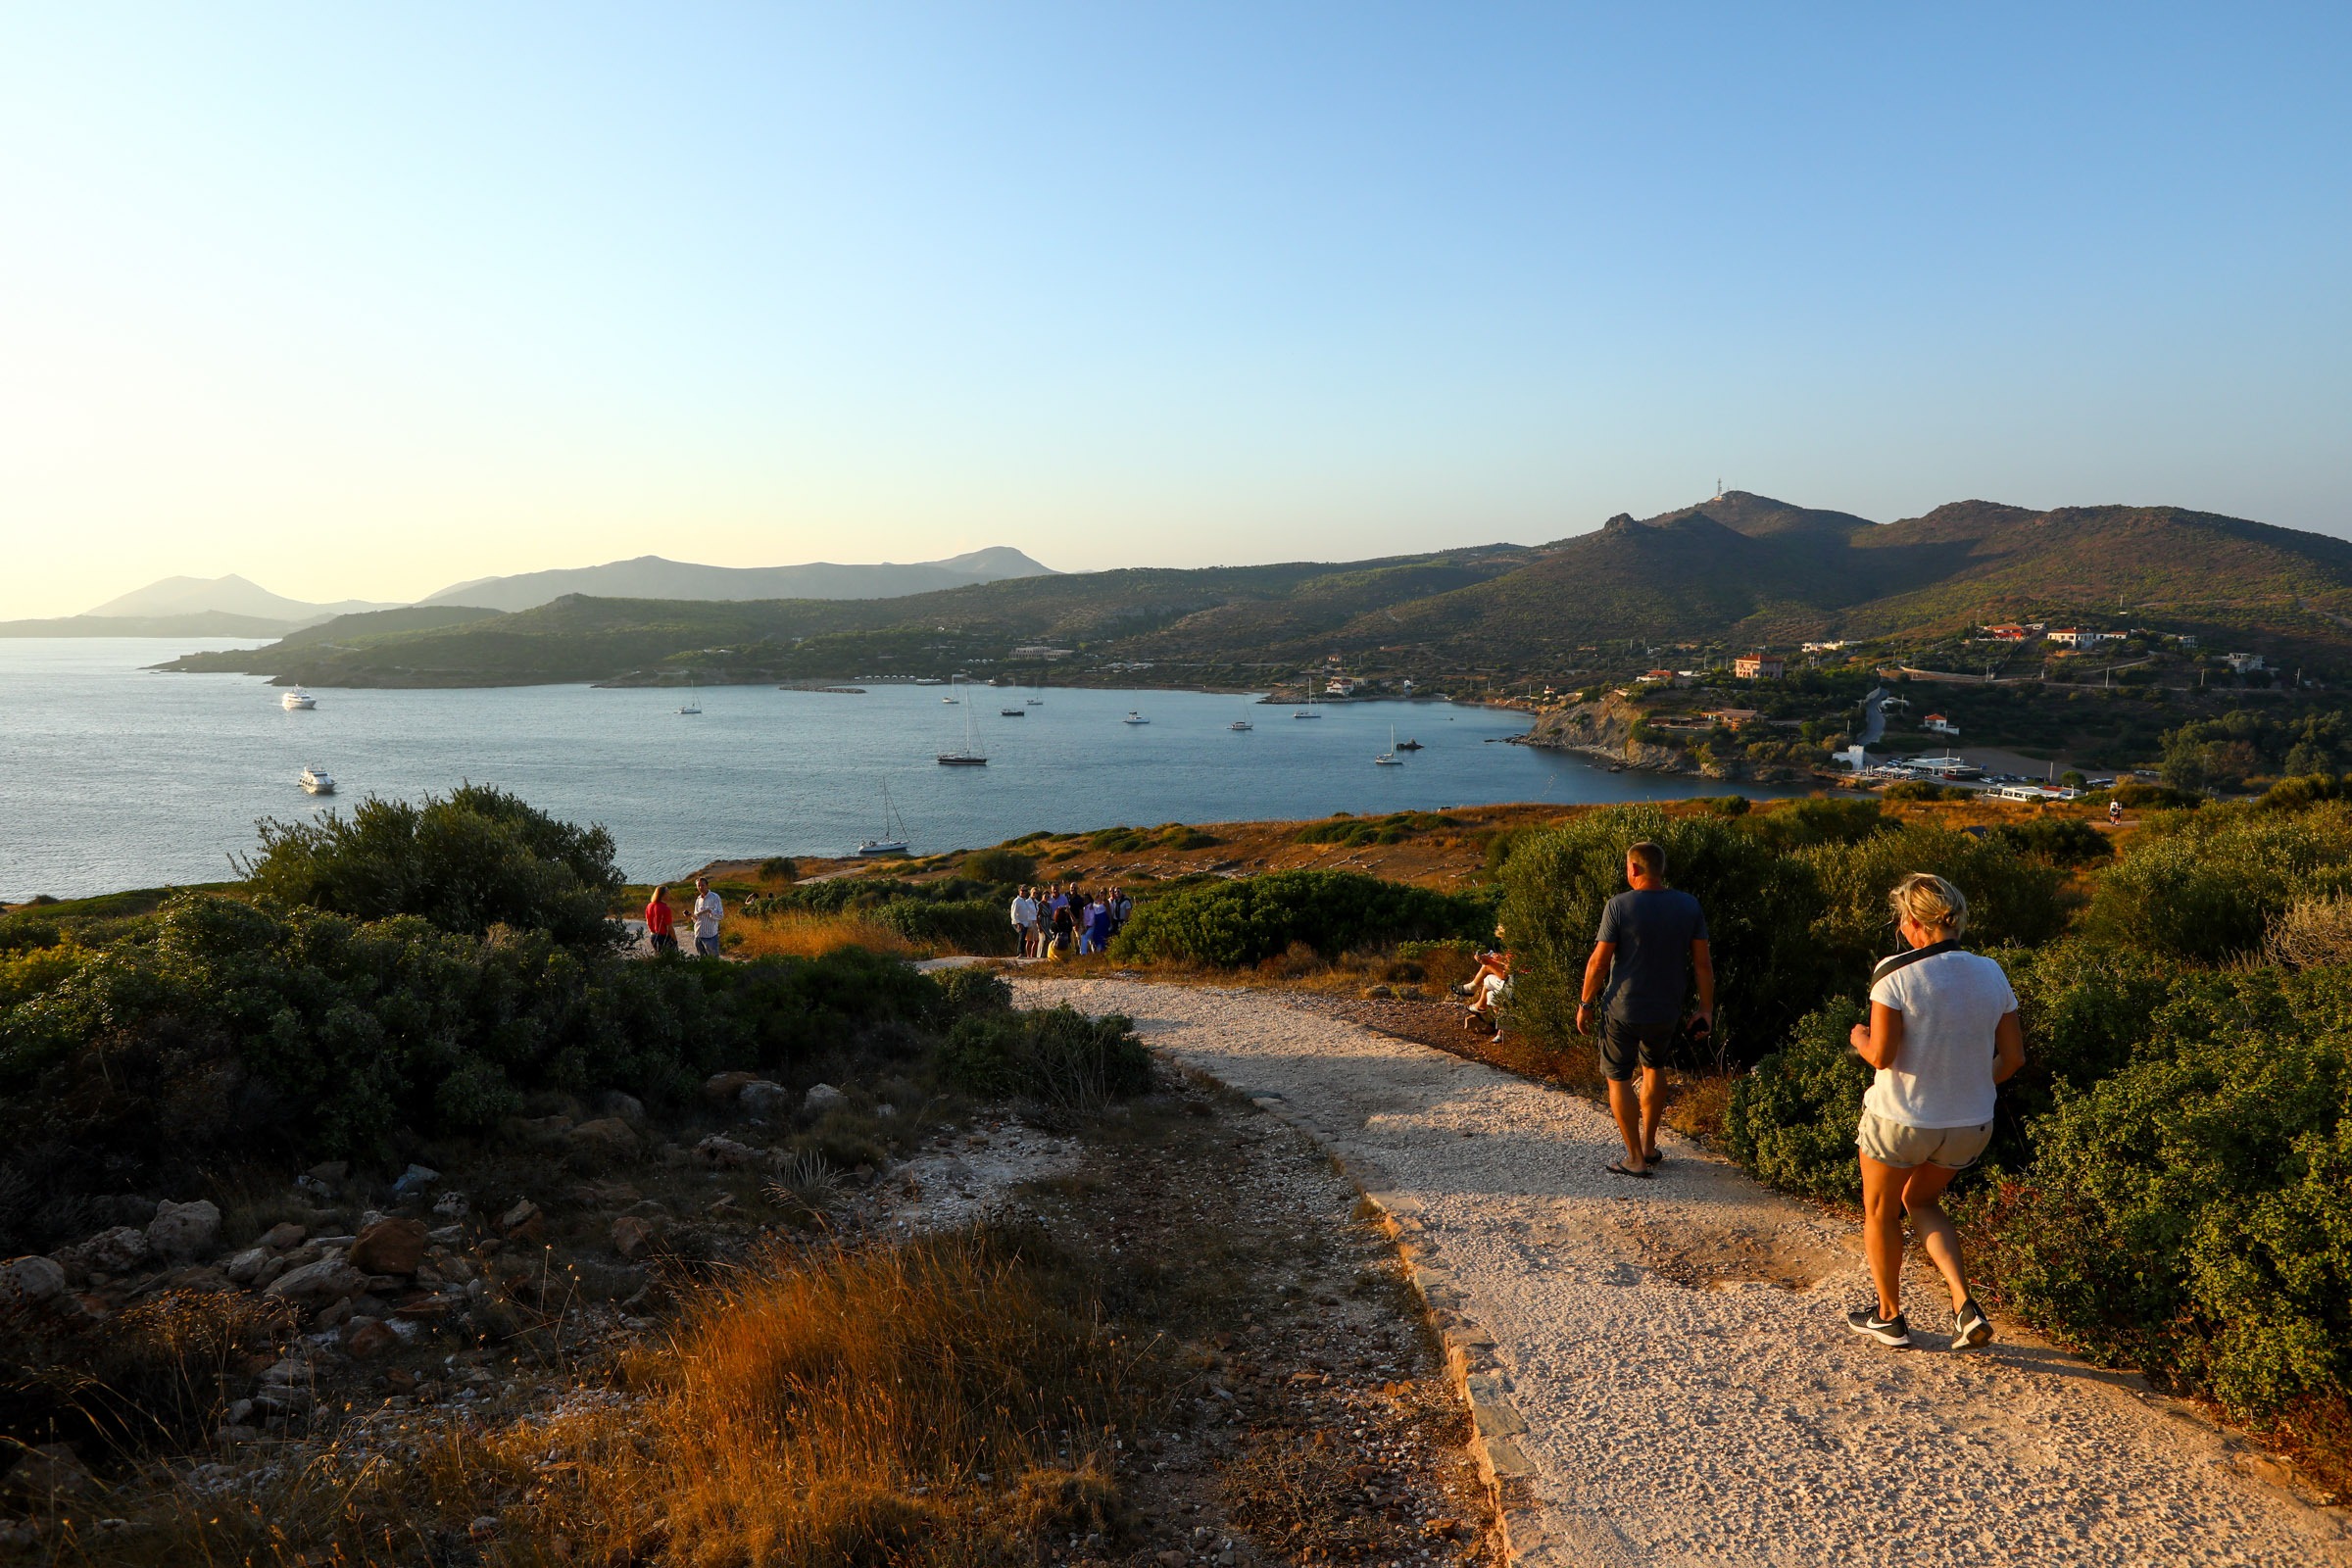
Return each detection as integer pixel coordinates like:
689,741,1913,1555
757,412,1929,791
281,689,317,710
1230,718,1253,731
300,765,335,795
1123,710,1150,724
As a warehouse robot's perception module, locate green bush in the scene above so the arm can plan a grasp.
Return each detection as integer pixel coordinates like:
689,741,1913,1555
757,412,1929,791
1107,871,1494,968
2082,801,2352,961
940,1005,1152,1105
1743,798,1887,852
935,965,1013,1018
1881,780,1959,801
2112,780,2200,810
1799,823,2067,978
1722,999,1869,1201
962,849,1039,884
1495,807,1835,1060
1974,965,2352,1427
0,894,945,1245
239,783,623,949
1296,811,1458,848
1984,816,2113,866
872,898,1017,956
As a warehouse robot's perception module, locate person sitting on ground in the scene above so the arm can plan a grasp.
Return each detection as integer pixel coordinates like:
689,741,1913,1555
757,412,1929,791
1845,872,2025,1351
691,876,724,957
1576,840,1713,1178
643,884,677,956
1460,922,1514,1042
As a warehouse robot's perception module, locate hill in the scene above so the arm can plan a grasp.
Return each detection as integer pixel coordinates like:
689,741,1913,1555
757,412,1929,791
0,611,311,639
156,496,2352,688
418,546,1056,612
84,573,397,622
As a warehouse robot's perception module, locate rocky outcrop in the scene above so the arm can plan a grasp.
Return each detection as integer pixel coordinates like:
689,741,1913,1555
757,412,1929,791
146,1200,222,1262
1518,698,1695,773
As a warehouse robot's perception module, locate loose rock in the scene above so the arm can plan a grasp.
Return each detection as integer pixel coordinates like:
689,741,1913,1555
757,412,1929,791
567,1117,641,1164
704,1070,759,1106
804,1082,848,1113
0,1255,67,1306
348,1217,428,1276
146,1199,222,1261
737,1080,794,1120
264,1259,368,1310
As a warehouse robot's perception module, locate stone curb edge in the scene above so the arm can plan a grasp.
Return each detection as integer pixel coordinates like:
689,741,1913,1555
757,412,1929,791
1232,1090,1560,1568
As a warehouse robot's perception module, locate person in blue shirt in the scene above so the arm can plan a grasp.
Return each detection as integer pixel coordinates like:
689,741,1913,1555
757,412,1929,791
1576,840,1714,1177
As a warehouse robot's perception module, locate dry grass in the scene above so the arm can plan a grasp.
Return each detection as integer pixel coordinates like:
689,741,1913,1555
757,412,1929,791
88,1232,1156,1567
725,911,924,960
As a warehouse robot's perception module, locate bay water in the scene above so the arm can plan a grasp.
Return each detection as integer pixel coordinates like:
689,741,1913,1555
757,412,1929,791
0,639,1792,899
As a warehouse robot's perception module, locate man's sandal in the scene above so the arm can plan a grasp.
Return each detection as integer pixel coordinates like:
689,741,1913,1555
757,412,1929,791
1605,1158,1652,1178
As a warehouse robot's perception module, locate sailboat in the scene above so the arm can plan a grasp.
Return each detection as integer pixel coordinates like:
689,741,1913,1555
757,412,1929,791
677,671,702,715
1375,724,1403,765
937,676,988,765
858,782,911,855
1123,710,1150,724
1293,674,1321,719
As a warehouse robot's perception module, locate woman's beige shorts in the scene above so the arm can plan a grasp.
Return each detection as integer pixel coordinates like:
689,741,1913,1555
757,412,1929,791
1856,1111,1992,1170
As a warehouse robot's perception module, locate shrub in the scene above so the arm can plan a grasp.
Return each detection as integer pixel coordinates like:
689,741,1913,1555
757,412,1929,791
1984,815,2113,866
1975,965,2352,1428
2112,780,2199,809
2082,801,2352,961
1108,871,1494,969
239,783,623,949
1743,797,1887,852
1297,811,1458,848
1881,780,1958,801
871,897,1016,956
1799,822,2068,977
1496,807,1834,1060
760,857,798,882
0,895,946,1229
941,1006,1152,1105
1722,999,1869,1201
962,848,1039,884
934,965,1013,1019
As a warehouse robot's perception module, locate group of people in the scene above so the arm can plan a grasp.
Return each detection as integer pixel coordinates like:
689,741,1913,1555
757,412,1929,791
642,875,724,956
1517,838,2021,1352
1010,883,1133,959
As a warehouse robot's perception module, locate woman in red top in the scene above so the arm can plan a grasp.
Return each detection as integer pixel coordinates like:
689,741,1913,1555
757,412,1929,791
644,884,678,955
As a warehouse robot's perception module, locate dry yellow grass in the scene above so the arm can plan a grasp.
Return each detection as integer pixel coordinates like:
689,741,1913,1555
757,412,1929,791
724,910,924,960
105,1233,1151,1567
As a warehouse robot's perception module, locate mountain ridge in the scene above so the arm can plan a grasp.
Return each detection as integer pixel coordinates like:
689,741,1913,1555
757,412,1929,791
416,546,1056,612
157,495,2352,687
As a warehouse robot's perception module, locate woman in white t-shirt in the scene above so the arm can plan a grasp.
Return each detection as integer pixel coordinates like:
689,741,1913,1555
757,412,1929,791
1844,873,2026,1351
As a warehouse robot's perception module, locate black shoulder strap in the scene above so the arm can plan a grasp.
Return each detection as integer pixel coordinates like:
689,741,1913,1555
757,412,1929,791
1871,939,1963,988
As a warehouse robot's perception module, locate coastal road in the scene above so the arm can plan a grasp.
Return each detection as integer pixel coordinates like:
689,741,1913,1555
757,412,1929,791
1018,975,2351,1568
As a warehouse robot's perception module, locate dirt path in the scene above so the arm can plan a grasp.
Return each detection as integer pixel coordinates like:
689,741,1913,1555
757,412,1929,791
1017,975,2352,1568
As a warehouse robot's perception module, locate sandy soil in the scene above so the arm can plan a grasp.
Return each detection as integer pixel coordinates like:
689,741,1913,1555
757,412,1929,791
1018,975,2352,1568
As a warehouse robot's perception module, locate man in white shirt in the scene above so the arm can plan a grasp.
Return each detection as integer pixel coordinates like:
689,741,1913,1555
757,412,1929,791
691,877,724,957
1011,887,1038,956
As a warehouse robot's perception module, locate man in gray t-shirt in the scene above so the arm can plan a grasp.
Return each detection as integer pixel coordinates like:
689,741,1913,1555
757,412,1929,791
1576,840,1713,1176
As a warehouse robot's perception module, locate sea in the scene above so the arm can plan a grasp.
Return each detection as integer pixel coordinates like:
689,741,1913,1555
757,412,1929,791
0,638,1799,901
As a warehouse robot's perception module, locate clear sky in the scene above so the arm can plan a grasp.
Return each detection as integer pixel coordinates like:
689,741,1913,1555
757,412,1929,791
2,3,2346,617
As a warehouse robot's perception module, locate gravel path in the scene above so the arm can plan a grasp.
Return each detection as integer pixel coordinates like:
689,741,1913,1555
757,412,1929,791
1018,975,2352,1568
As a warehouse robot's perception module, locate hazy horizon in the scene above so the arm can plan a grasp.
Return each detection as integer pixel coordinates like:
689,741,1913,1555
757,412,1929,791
4,5,2346,618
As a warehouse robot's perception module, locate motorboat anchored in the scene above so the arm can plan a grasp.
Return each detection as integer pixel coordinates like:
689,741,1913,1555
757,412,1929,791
281,689,317,710
1123,710,1150,724
299,765,335,795
1001,707,1026,716
1229,719,1252,731
1396,737,1423,752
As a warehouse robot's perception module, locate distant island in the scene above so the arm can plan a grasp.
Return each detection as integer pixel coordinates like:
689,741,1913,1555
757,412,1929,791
0,548,1056,638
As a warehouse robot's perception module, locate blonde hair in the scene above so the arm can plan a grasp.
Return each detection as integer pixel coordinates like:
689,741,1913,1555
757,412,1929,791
1888,872,1967,937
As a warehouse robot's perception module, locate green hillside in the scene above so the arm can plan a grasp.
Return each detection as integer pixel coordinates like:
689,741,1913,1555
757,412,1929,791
160,495,2352,688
